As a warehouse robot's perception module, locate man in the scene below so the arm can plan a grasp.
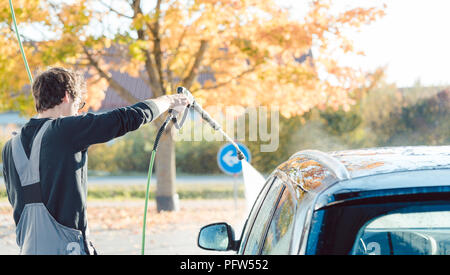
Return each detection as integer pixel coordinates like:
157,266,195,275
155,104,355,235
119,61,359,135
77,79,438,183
1,67,189,255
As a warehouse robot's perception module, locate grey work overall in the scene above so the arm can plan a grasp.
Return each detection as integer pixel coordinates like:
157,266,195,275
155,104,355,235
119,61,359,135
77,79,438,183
11,120,89,255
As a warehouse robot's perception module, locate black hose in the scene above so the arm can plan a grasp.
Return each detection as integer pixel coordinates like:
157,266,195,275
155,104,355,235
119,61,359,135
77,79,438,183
153,111,175,151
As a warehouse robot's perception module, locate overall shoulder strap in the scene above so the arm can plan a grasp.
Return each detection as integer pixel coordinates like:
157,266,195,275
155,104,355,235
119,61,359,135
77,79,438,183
11,120,52,187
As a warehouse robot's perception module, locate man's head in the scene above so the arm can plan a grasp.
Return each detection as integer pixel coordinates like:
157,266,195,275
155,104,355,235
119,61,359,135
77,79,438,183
32,67,86,117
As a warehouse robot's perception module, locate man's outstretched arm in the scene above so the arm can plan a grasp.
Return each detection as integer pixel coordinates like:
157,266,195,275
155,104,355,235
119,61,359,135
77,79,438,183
58,94,189,152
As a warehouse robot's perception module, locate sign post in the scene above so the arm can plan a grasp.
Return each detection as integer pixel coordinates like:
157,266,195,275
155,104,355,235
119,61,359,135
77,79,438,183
217,143,251,211
233,173,238,211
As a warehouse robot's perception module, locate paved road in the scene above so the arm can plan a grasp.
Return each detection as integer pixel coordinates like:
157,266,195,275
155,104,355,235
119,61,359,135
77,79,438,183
0,199,247,255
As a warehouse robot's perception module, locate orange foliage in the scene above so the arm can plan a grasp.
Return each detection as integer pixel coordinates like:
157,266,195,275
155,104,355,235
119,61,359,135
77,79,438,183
0,0,385,117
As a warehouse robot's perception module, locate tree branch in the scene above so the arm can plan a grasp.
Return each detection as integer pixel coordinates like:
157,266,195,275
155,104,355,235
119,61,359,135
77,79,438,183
166,69,174,94
131,0,164,97
148,0,165,94
202,67,256,90
164,26,189,93
182,40,208,89
48,2,139,104
99,0,133,19
83,46,139,104
167,25,188,68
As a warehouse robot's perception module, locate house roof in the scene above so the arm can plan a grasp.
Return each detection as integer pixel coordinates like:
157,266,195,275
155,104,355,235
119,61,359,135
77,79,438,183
96,46,311,111
98,70,152,111
97,70,216,111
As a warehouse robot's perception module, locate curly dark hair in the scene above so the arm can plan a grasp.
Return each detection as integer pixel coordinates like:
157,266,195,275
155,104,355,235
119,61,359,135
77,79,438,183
32,67,86,113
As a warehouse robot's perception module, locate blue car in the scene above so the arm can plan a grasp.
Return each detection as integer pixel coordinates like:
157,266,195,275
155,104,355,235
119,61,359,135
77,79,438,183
198,146,450,255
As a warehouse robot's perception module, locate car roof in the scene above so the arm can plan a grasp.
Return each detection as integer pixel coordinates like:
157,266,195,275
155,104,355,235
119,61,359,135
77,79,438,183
329,146,450,179
288,146,450,181
315,168,450,209
276,146,450,205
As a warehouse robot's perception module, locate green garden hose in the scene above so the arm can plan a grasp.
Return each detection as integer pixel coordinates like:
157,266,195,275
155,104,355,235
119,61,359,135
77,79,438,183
141,149,156,255
141,111,176,255
9,0,33,84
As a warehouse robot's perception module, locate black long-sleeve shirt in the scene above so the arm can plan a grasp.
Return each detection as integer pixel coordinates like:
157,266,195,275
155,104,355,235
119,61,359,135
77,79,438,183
2,100,160,237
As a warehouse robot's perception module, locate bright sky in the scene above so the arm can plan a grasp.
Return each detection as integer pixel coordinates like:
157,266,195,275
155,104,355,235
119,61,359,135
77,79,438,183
279,0,450,87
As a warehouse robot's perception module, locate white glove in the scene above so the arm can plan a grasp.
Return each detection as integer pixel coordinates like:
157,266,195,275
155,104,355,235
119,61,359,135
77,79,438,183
172,104,187,114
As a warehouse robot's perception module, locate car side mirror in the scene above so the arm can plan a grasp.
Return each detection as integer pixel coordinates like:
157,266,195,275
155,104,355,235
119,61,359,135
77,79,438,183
197,222,240,251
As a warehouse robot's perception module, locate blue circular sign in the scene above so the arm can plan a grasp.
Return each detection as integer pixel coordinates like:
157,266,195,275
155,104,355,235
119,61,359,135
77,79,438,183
217,143,251,175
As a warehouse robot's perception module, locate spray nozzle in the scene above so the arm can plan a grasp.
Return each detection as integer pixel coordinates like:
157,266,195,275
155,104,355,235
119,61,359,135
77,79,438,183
237,150,245,161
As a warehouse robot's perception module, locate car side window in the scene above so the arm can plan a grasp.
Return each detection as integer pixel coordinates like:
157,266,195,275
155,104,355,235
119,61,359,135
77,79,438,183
238,176,278,254
352,210,450,255
261,187,296,254
242,177,283,255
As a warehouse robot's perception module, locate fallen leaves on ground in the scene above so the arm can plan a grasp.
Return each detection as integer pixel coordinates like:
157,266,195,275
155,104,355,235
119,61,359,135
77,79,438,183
0,199,247,235
87,199,247,234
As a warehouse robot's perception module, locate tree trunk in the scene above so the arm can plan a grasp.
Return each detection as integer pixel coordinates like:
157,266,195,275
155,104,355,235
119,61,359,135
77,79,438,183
155,126,179,212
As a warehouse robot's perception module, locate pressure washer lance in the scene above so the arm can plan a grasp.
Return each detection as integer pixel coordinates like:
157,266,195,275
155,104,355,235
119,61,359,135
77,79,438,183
176,86,245,160
141,86,245,255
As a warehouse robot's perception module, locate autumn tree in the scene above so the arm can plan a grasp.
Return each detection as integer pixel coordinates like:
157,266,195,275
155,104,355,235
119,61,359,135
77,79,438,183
0,0,385,211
